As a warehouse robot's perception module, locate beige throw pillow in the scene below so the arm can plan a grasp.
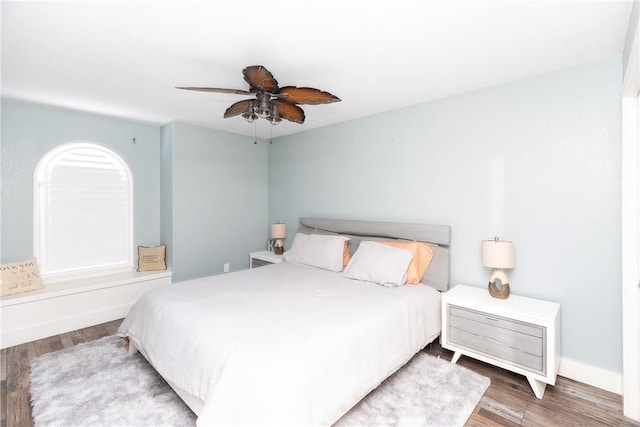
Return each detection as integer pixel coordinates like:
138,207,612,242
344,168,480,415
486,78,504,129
0,258,44,297
137,245,167,272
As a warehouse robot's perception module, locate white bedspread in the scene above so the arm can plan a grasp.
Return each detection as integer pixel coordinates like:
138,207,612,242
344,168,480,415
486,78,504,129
118,262,442,427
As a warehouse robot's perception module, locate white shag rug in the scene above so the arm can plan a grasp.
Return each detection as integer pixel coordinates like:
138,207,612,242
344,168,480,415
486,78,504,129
334,352,490,427
30,336,489,427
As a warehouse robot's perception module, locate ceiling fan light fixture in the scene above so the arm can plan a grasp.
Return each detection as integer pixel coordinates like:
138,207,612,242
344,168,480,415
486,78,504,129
269,115,282,125
242,111,257,123
255,93,272,119
242,100,257,123
256,108,271,119
268,102,281,125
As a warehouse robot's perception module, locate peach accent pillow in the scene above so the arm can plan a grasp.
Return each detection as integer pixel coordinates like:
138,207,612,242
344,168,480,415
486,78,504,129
343,242,351,267
378,241,434,284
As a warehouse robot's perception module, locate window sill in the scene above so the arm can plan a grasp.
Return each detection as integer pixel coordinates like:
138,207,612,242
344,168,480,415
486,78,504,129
0,270,172,308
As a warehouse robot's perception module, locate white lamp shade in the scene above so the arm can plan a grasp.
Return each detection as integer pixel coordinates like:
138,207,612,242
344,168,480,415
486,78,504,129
270,223,287,239
481,238,514,269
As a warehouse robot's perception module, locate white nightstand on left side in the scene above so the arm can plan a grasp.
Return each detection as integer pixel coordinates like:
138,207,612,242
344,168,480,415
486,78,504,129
250,251,284,269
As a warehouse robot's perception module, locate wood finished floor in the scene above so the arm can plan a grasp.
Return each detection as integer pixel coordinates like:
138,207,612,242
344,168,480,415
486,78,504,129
1,320,638,427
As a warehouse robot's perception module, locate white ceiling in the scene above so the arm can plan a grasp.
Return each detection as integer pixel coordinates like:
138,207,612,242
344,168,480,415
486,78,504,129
1,0,633,139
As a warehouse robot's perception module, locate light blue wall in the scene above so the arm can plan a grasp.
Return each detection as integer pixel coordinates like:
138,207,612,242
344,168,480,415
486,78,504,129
1,99,162,262
1,58,624,375
1,100,270,284
168,122,269,282
268,58,622,373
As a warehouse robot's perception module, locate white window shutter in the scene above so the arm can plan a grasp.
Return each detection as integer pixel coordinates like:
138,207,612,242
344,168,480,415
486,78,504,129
34,143,134,278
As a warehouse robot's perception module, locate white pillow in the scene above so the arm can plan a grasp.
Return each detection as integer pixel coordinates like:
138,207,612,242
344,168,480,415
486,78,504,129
284,233,350,272
343,241,413,287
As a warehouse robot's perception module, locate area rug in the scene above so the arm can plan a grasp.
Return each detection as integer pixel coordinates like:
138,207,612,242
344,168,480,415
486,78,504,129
30,336,489,427
334,352,490,427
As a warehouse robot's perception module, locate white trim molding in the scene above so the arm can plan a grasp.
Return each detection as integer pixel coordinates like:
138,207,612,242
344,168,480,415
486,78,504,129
621,96,640,421
558,357,622,395
622,3,640,420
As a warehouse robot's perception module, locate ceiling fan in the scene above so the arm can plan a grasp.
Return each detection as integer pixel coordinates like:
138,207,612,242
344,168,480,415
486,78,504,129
176,65,341,125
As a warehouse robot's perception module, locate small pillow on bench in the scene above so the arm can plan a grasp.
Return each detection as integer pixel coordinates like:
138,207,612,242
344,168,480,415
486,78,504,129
1,258,44,297
137,245,167,272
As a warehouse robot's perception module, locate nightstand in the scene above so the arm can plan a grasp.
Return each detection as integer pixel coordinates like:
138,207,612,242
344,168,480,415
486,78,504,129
441,285,560,399
249,251,284,269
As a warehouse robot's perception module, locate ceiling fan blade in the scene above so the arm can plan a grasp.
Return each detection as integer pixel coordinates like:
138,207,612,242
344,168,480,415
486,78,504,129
275,102,305,124
176,87,252,95
277,86,341,105
243,65,279,93
224,100,252,118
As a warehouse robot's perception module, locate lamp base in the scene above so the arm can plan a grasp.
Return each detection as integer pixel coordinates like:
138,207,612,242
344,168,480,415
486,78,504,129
488,280,510,299
273,238,284,255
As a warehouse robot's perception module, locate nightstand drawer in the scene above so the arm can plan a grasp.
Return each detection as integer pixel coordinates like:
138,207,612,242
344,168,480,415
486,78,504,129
449,326,544,373
251,258,273,268
450,306,543,338
250,251,284,269
448,305,545,374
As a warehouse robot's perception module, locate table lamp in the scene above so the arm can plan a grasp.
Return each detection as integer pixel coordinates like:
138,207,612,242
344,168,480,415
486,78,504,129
481,237,514,299
271,223,287,255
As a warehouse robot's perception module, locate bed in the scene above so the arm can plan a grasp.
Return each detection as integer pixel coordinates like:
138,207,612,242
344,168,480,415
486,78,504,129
118,218,450,426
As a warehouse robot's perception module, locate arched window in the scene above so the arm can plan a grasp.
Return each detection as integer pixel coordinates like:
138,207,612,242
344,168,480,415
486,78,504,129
34,142,134,278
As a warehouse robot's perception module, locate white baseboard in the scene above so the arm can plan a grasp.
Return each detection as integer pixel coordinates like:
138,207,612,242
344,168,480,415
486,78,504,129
558,357,622,395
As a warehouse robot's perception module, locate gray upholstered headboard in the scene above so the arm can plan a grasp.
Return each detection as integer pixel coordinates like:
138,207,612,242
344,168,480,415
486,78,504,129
297,217,450,292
